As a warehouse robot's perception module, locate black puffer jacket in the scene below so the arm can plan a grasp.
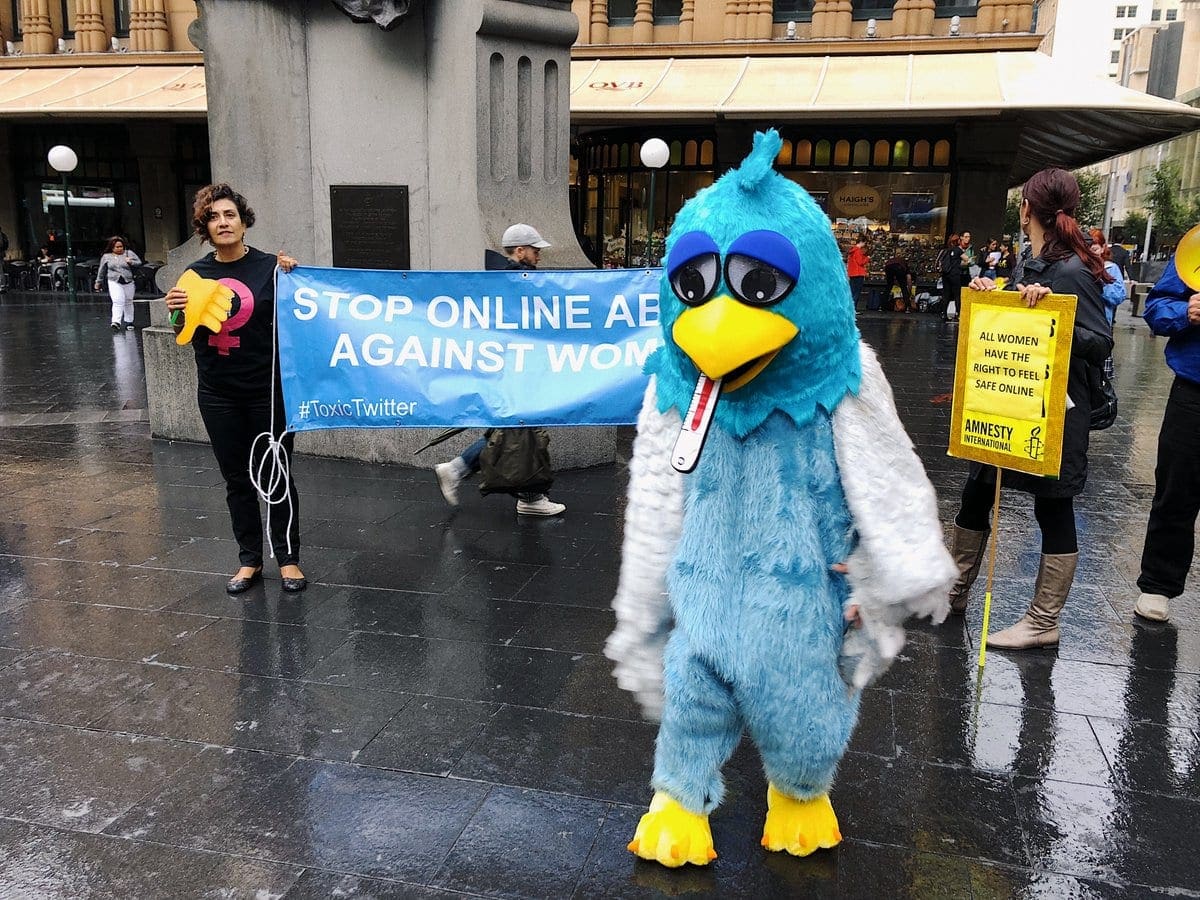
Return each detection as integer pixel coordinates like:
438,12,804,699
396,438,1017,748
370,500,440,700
969,252,1114,498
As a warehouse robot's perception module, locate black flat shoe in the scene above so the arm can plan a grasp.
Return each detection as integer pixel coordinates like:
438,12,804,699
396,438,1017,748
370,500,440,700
281,575,307,593
226,568,263,595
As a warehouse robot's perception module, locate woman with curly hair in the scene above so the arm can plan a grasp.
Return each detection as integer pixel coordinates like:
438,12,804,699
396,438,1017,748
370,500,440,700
164,184,306,594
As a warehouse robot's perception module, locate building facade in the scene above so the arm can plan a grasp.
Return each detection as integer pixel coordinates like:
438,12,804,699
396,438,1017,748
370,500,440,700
0,1,206,268
1100,0,1199,241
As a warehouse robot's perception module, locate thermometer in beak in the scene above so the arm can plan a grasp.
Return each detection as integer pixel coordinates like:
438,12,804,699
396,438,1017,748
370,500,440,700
672,374,722,473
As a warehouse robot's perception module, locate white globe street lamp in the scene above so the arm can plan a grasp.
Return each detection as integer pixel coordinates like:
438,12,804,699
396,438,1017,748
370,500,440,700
640,138,670,266
47,145,80,303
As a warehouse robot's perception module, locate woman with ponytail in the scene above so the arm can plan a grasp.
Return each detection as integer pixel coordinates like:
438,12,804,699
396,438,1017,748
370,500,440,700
944,168,1114,650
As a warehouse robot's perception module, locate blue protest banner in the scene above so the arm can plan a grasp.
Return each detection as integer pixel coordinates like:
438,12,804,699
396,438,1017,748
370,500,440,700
276,266,661,432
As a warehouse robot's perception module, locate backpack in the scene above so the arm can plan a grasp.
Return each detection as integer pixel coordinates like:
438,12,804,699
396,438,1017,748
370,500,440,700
478,427,554,496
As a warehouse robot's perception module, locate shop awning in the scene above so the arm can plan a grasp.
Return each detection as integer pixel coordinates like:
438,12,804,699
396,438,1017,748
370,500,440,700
0,65,205,118
570,51,1200,181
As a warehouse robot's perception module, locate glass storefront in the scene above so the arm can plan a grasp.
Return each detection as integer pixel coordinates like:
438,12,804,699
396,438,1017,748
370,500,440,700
573,126,955,281
12,124,143,260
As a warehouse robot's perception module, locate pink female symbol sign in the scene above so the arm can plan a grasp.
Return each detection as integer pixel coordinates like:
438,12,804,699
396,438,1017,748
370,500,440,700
208,277,254,355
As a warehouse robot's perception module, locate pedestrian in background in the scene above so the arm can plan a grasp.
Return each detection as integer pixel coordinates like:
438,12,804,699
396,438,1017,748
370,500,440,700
884,250,914,312
434,223,566,517
846,235,869,309
938,232,964,321
959,230,977,283
1129,255,1200,623
164,183,307,595
945,167,1114,649
96,235,141,332
1108,235,1130,280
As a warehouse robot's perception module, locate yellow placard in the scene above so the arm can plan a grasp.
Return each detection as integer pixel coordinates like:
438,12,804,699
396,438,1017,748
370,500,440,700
948,289,1076,478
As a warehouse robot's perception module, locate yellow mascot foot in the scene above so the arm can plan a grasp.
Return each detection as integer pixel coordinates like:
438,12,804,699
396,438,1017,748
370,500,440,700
627,791,718,868
760,784,842,857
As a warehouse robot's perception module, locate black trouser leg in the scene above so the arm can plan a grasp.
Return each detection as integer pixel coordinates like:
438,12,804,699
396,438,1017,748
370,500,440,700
199,387,265,568
957,473,1077,554
1138,377,1200,598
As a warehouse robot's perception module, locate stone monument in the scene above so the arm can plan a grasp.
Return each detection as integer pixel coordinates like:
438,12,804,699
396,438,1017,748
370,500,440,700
144,0,613,468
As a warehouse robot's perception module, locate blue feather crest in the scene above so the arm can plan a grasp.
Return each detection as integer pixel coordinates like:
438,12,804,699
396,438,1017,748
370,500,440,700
732,130,784,194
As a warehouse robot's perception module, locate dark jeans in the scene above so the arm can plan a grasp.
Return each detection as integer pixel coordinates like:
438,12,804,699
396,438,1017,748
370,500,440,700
198,384,300,567
1138,376,1200,598
848,275,866,308
956,474,1077,554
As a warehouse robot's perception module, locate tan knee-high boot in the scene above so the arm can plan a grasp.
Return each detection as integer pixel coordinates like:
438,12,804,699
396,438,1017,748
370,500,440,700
948,525,989,614
987,552,1077,650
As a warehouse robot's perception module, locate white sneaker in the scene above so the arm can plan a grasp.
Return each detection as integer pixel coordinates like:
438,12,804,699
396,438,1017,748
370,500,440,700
434,459,468,507
516,495,566,517
1134,592,1169,622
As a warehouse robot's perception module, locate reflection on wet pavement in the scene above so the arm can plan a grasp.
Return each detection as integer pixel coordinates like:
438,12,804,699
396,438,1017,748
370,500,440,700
0,297,1197,897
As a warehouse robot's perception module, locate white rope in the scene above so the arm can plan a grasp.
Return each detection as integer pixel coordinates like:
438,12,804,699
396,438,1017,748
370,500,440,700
247,262,294,560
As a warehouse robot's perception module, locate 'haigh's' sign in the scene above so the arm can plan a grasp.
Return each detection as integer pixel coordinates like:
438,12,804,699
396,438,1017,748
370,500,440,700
832,183,881,216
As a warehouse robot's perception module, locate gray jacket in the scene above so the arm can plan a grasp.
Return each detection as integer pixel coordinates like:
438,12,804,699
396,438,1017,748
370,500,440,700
97,251,141,286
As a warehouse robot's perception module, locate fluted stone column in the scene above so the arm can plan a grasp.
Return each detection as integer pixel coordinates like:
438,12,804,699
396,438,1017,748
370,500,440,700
725,0,771,40
589,0,607,43
754,0,772,38
130,0,170,51
21,0,54,54
811,0,832,38
679,0,694,41
74,0,110,52
632,0,652,41
894,0,934,36
977,0,1033,33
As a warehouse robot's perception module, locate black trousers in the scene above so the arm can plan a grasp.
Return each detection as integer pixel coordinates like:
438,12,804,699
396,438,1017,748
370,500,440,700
197,384,299,567
1138,376,1200,598
955,473,1078,555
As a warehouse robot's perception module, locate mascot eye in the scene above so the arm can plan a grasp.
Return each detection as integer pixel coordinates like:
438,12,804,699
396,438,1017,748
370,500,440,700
724,254,795,307
670,253,720,306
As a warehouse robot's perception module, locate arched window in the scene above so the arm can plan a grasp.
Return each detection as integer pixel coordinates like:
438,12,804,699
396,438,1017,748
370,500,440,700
684,140,698,165
670,140,683,166
833,140,851,166
608,0,635,25
815,140,831,166
778,140,794,166
873,140,890,166
795,140,813,166
913,140,931,167
933,139,951,166
619,143,630,166
893,140,910,167
853,140,871,167
700,140,714,165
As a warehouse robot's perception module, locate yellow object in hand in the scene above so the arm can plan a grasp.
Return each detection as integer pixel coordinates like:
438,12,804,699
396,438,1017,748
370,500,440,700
174,269,234,345
1176,223,1200,291
627,791,717,867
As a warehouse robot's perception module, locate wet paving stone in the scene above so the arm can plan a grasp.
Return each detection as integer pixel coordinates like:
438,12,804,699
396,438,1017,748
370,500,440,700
452,704,656,805
90,665,409,760
108,747,490,882
0,819,305,899
0,718,203,833
431,786,608,897
0,303,1198,895
0,652,160,727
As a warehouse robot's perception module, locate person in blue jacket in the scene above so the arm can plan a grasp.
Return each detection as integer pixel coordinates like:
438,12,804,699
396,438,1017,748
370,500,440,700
1132,255,1200,623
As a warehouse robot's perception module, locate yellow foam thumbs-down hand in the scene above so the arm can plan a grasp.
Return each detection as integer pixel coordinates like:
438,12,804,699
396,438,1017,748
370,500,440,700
174,269,234,345
1176,223,1200,291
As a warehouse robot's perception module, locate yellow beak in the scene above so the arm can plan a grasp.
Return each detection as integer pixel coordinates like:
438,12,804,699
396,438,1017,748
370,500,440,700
671,295,798,392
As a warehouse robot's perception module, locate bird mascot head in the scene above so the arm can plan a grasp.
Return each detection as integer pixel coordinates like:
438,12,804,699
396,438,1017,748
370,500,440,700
647,129,863,438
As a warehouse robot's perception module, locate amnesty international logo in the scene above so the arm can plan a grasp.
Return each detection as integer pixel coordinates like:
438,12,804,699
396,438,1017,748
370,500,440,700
1024,425,1044,461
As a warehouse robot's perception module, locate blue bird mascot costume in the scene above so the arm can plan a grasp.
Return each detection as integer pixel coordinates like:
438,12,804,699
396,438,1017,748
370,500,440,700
606,130,956,867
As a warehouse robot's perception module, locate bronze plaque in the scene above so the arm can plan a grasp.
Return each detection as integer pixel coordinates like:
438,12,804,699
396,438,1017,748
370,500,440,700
330,185,410,270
